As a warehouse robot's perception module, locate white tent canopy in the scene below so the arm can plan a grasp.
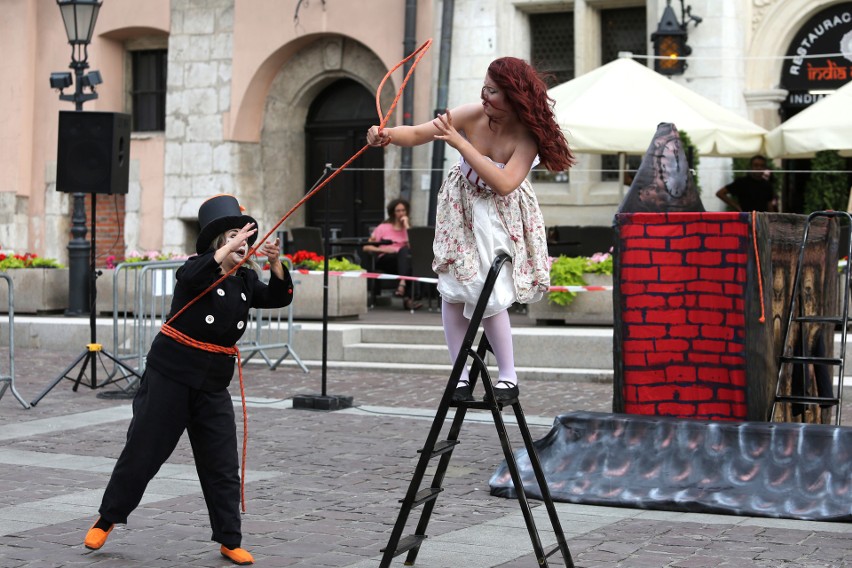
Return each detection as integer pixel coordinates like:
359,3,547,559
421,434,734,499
765,81,852,159
549,57,767,158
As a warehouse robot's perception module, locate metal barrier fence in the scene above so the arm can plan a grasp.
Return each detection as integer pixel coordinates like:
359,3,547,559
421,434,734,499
0,273,30,408
110,258,306,376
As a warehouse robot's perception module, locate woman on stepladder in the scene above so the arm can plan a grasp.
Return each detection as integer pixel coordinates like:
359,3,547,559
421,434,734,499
367,57,574,403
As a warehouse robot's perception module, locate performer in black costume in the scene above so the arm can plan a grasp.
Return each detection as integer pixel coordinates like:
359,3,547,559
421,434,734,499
83,194,294,566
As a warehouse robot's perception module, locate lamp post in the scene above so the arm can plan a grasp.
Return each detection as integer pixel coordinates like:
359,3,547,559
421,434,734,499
50,0,103,316
651,0,701,76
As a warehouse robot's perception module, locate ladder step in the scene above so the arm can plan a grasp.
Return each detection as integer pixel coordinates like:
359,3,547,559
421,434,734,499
778,355,843,365
774,394,840,406
381,534,426,557
419,439,458,458
793,315,851,324
403,487,443,507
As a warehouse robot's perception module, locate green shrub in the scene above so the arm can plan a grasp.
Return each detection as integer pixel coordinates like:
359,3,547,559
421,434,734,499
548,253,613,306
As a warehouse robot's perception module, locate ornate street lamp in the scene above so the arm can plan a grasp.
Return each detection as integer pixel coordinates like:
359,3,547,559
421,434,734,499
651,0,701,76
50,0,103,316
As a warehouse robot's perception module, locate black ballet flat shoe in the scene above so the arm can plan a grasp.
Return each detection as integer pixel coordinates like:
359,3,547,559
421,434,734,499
485,381,519,404
452,383,474,402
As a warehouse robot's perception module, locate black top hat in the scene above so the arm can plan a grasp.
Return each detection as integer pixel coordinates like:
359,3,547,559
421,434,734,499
195,194,258,254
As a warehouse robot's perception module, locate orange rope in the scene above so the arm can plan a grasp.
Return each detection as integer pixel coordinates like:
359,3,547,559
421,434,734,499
158,38,433,513
751,210,766,323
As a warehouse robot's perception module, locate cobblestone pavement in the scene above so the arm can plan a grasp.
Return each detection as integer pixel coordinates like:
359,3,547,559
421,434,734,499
0,346,850,568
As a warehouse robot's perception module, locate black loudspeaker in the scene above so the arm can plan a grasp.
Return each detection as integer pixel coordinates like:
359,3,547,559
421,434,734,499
57,111,131,195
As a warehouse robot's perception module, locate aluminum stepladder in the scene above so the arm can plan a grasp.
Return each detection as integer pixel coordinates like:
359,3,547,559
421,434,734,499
771,211,851,425
379,254,574,567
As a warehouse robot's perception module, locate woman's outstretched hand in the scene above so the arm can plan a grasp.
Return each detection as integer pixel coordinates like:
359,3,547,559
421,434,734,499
433,109,463,150
258,237,284,279
367,125,391,147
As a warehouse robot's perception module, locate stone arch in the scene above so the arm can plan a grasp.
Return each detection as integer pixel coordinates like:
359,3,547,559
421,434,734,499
258,36,398,230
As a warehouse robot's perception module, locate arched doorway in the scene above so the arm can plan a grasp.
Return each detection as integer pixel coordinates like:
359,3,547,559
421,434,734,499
304,79,385,239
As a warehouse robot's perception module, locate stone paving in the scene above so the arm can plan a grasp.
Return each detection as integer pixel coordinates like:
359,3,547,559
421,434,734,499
0,343,851,568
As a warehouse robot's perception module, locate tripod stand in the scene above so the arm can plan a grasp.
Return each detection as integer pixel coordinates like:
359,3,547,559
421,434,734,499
30,194,143,406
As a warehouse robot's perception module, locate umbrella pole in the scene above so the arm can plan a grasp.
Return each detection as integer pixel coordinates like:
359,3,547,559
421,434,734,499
619,152,627,198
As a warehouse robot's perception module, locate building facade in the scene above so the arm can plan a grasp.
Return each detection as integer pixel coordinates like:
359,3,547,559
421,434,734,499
1,0,850,263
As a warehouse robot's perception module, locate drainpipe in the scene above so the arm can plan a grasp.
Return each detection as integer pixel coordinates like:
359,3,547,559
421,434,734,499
400,0,417,202
427,0,454,226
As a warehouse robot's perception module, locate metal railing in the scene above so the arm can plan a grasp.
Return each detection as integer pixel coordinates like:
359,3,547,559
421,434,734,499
0,273,30,408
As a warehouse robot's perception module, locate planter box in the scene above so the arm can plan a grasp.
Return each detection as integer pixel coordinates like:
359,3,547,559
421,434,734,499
290,272,367,319
527,273,613,325
0,269,68,314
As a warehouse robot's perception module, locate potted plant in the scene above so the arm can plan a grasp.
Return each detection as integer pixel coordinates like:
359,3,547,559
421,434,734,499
284,250,368,319
527,252,614,325
0,251,67,314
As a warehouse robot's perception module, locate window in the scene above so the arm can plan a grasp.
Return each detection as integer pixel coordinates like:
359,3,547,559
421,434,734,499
530,11,574,88
600,7,646,180
131,49,167,132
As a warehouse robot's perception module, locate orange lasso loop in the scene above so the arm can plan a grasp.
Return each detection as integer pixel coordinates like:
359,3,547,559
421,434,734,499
158,39,433,512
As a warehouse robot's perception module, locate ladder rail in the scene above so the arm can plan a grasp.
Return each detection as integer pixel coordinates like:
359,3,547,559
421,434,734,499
380,254,574,567
771,211,852,425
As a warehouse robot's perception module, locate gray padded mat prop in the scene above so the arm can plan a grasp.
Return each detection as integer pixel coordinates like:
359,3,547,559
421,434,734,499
490,411,852,521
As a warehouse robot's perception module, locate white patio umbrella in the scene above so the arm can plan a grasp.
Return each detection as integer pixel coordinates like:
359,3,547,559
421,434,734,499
765,81,852,159
549,57,767,158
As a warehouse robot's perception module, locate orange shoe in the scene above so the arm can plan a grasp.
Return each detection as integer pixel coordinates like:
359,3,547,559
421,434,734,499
220,545,254,565
84,518,114,550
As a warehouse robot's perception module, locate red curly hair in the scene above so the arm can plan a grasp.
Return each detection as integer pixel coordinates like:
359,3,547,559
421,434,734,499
487,57,575,172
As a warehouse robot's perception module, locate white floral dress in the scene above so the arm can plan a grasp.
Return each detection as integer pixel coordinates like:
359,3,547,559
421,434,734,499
432,155,550,319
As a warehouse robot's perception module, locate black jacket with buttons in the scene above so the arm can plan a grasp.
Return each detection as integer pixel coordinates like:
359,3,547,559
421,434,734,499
146,251,294,391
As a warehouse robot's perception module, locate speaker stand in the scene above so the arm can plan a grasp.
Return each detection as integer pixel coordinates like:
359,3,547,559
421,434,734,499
31,195,143,406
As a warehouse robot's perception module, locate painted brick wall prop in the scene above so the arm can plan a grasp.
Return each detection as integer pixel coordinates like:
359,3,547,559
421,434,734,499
612,212,775,421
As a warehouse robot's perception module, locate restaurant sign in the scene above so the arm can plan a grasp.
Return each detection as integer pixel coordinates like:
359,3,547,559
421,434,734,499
782,3,852,104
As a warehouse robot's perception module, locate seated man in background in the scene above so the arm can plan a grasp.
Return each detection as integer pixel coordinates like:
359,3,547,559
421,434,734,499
716,155,778,212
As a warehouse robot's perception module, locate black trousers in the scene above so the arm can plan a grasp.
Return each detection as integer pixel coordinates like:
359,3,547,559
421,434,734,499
374,246,413,285
99,366,242,548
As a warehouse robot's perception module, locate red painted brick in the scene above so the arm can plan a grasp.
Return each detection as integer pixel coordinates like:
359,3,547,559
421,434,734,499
647,224,684,237
646,309,687,324
727,342,745,354
648,283,686,294
704,236,742,250
725,253,747,264
623,310,644,323
660,266,699,282
697,402,733,417
669,236,703,250
667,295,686,308
720,221,749,236
623,352,647,366
623,339,655,352
619,224,647,238
732,403,748,418
646,352,684,365
723,283,744,296
699,267,736,282
669,324,700,338
623,386,638,402
628,325,668,339
656,339,690,352
736,267,746,281
621,282,647,295
629,238,670,250
688,310,724,325
685,251,722,266
717,388,746,402
693,339,727,353
720,355,745,366
700,325,736,340
687,281,724,294
621,250,652,265
652,251,684,265
685,222,722,236
624,403,659,415
697,367,733,383
622,266,660,282
625,295,667,309
675,385,716,401
625,369,666,384
687,352,721,365
725,312,745,327
729,369,747,386
665,366,697,382
698,295,734,310
638,385,679,401
658,402,697,415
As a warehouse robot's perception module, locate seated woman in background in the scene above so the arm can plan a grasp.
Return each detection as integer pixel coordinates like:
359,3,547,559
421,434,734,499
363,198,422,310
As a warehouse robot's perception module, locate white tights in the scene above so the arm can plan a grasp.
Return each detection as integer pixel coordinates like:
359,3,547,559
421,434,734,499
441,299,517,388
